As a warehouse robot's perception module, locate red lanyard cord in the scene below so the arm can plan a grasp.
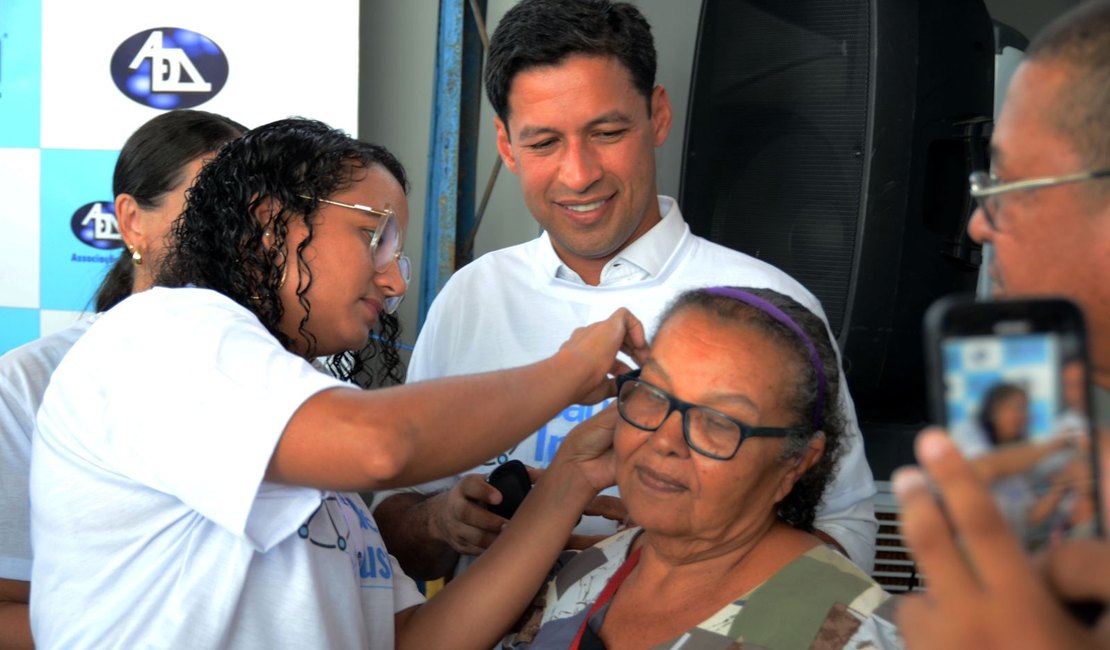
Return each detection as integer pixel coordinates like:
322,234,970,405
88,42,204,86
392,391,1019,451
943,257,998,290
570,546,643,650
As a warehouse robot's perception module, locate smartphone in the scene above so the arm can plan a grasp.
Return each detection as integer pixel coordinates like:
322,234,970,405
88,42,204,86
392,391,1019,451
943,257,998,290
924,294,1103,554
486,460,532,519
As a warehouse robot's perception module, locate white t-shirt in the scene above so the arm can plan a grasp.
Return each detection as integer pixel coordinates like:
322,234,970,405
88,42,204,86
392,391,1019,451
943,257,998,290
30,287,423,649
0,316,95,581
375,196,878,573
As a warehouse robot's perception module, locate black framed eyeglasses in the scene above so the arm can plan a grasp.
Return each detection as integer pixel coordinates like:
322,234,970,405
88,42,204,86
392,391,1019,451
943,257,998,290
297,195,403,273
615,369,809,460
968,169,1110,232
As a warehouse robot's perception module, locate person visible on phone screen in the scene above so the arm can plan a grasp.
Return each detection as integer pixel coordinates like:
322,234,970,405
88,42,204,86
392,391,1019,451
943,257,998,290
953,382,1090,548
1055,357,1091,437
950,382,1031,455
894,2,1110,648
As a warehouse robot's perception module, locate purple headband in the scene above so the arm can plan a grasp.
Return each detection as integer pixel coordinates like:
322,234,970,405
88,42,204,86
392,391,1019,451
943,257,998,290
703,287,827,431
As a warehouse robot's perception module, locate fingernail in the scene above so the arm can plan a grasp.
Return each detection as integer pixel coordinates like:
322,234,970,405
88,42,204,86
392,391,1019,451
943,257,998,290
892,466,927,499
918,431,954,462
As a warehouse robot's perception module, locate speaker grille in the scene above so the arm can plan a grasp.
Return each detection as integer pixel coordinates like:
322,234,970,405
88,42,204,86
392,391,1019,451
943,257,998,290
683,2,871,336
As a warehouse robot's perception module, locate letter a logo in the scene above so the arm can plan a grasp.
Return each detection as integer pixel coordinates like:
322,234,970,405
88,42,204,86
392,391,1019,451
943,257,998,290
128,31,212,93
111,28,229,109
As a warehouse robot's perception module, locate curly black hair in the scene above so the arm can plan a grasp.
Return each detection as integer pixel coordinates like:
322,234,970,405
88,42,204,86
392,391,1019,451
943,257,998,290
332,312,405,388
155,117,409,385
657,286,847,531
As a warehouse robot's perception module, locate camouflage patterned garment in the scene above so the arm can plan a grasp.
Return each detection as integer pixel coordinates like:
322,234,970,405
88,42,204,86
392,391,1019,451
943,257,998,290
504,528,903,650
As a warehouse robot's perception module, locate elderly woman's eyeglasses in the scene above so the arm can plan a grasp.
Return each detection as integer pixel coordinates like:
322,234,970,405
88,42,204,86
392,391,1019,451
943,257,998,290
615,370,809,460
298,195,403,273
968,169,1110,232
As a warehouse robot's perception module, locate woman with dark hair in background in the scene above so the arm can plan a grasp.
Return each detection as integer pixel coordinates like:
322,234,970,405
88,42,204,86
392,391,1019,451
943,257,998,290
0,109,245,650
29,117,647,649
93,109,248,311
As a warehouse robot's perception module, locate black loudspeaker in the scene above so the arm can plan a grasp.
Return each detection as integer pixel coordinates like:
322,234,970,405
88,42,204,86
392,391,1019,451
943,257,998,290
679,0,995,476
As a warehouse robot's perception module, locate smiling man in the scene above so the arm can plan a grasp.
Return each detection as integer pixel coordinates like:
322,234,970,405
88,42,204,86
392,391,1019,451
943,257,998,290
373,0,878,581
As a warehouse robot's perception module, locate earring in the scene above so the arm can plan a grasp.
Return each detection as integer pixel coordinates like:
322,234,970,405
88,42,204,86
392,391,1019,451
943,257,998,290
250,265,287,303
130,247,143,266
265,232,285,287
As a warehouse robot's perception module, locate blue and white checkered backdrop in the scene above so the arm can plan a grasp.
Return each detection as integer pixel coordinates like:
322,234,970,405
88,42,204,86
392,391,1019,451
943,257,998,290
943,333,1062,441
0,1,359,355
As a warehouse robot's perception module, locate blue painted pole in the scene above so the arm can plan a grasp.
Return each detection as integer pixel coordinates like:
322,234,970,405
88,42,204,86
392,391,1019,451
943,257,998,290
418,0,486,331
419,0,464,330
456,0,485,269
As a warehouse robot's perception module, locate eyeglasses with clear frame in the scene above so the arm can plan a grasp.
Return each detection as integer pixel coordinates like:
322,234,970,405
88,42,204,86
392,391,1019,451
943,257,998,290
968,169,1110,231
382,254,411,315
614,369,809,460
297,195,403,273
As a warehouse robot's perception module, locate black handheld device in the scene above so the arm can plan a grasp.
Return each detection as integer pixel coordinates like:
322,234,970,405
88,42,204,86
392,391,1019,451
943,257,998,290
485,460,532,519
925,294,1103,551
925,294,1104,624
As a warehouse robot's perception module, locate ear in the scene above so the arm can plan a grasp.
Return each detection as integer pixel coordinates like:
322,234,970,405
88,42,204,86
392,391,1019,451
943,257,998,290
650,84,673,148
114,193,144,251
774,432,826,503
494,116,520,175
250,195,284,235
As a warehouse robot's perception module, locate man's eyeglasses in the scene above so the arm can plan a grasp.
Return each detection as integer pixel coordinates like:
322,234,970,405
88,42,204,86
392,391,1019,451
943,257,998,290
968,169,1110,231
298,195,402,273
615,370,809,460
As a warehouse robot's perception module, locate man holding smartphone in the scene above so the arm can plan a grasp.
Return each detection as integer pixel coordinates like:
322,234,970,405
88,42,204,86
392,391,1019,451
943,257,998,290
894,2,1110,647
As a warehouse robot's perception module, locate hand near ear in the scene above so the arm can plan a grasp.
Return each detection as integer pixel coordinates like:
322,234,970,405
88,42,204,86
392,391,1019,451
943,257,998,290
546,406,621,495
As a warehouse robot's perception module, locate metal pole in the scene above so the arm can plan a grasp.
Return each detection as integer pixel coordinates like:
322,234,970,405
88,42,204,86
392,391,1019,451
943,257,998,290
418,0,487,330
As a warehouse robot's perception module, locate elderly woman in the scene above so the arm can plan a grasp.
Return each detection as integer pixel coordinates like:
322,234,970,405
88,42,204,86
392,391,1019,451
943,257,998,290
514,286,901,650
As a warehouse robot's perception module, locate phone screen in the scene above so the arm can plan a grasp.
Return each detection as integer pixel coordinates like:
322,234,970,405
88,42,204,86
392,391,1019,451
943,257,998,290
941,329,1099,553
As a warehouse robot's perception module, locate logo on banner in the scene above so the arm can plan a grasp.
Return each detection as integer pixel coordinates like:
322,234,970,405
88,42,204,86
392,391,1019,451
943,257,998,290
70,202,123,251
110,28,228,109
